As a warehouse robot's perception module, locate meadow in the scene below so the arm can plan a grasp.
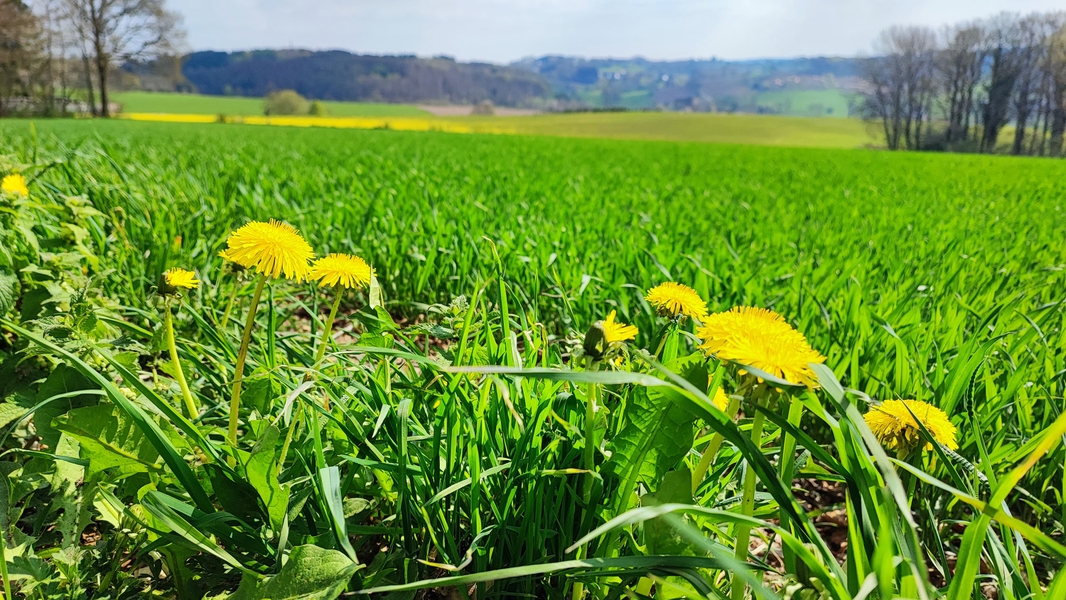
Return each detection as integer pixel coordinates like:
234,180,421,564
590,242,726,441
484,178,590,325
122,109,878,148
112,91,430,117
1,118,1065,599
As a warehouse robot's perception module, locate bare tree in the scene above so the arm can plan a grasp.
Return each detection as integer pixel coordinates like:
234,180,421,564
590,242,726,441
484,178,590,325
978,14,1026,152
1008,14,1057,155
0,0,43,116
1050,22,1066,156
61,0,183,117
1030,13,1066,156
938,22,985,144
864,25,939,150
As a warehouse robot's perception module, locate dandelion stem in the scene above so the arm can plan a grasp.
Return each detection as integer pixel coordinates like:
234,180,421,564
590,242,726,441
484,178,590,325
228,273,267,464
581,359,601,513
573,359,601,600
313,288,344,369
731,389,767,600
164,300,199,419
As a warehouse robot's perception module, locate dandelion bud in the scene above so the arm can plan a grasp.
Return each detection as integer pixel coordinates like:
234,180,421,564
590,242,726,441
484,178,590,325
583,320,608,360
583,310,638,361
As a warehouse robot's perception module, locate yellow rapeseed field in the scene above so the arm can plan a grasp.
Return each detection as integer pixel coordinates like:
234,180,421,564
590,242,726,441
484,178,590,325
123,112,487,134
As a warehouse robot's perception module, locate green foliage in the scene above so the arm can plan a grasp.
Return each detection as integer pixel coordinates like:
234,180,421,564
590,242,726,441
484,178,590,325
225,545,361,600
263,90,310,116
0,120,1064,599
605,354,704,496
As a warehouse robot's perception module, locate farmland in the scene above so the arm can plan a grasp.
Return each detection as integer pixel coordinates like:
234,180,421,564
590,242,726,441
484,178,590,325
1,118,1065,599
111,91,431,117
119,106,878,148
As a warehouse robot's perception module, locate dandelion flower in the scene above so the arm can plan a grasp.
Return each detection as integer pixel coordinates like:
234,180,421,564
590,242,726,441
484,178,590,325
712,387,730,411
696,306,825,387
864,399,958,453
222,219,313,281
163,268,200,291
308,253,374,289
602,310,639,344
645,282,708,320
1,174,28,197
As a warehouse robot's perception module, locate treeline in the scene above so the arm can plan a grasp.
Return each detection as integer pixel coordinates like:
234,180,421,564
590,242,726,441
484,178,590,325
179,51,553,108
0,0,183,118
865,11,1066,156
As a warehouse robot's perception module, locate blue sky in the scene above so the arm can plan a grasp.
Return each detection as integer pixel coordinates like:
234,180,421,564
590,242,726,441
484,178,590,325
175,0,1066,62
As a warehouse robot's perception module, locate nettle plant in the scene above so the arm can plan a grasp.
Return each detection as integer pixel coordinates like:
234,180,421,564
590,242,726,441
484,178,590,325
0,165,1065,600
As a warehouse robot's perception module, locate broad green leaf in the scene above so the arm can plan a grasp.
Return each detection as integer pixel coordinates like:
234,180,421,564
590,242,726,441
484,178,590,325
54,404,161,480
0,271,17,316
604,354,705,495
32,364,97,450
227,545,361,600
244,424,289,533
643,467,695,556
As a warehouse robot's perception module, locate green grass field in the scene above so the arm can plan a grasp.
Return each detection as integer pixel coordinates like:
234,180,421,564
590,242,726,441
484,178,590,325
1,118,1064,599
488,111,875,146
753,89,854,118
112,90,430,117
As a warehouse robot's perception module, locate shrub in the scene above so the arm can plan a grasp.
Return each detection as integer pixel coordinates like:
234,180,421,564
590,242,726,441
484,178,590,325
471,100,495,116
264,90,310,116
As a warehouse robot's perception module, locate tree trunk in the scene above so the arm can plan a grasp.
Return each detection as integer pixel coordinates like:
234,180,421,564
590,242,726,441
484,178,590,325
1038,103,1051,156
1051,107,1066,157
81,51,97,116
90,1,110,118
96,52,109,118
1012,106,1030,155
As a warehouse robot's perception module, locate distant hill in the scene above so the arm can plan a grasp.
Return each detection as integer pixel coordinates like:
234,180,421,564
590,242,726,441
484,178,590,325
511,56,869,116
123,50,554,108
120,51,869,116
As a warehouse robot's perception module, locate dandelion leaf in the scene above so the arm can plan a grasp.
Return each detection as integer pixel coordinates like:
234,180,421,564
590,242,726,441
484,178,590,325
244,423,289,533
226,544,361,600
642,467,695,556
604,353,705,492
0,271,17,316
54,403,160,481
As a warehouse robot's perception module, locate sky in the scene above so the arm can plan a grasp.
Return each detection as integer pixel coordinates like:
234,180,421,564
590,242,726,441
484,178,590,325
176,0,1066,63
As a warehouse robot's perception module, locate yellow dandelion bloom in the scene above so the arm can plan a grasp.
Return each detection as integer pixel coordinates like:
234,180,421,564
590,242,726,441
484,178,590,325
864,399,958,453
712,387,730,411
696,306,825,387
308,253,374,289
2,174,28,197
602,310,639,344
159,268,200,296
164,268,200,290
645,282,708,320
222,219,314,281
